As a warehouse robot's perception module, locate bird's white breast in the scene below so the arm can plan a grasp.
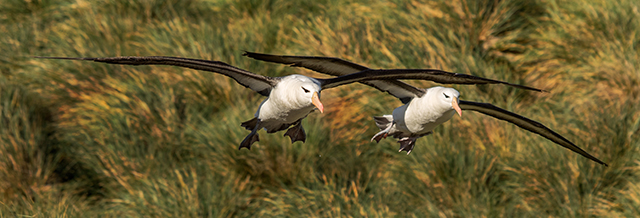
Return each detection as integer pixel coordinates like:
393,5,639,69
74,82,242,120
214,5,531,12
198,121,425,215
393,91,456,134
256,75,320,125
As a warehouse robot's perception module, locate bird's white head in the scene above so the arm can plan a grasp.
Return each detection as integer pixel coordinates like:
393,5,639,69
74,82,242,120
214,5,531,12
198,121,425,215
432,86,462,117
281,75,324,113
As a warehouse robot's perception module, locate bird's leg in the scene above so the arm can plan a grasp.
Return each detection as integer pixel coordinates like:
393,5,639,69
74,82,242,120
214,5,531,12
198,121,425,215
284,120,306,144
371,121,396,143
239,120,261,150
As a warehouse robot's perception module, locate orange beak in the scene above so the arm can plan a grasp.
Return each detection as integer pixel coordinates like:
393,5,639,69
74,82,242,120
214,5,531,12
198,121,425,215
452,97,462,117
312,92,324,113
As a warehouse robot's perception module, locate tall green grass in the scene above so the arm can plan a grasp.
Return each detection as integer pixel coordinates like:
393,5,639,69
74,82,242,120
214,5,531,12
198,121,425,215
1,0,639,216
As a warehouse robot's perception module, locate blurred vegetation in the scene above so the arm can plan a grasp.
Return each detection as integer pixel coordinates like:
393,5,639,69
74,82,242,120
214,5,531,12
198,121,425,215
1,0,639,216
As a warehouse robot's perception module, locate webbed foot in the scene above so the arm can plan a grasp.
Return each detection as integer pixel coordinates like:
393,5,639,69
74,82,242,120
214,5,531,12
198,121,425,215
239,132,260,150
239,119,261,150
397,137,417,154
284,121,306,143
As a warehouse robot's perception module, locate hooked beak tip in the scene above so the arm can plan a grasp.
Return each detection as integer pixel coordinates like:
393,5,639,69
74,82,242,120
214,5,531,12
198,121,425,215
452,97,462,117
312,92,324,113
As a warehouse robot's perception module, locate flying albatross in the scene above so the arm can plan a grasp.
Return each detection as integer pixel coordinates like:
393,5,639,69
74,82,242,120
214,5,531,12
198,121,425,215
36,55,541,151
243,51,608,166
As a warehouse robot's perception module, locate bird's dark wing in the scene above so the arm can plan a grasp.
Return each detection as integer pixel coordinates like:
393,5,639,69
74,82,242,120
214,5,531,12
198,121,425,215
244,51,369,76
243,51,423,103
318,69,545,93
36,56,279,96
458,100,607,166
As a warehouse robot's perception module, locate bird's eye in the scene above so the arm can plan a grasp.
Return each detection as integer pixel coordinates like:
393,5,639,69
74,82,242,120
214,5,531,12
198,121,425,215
443,93,449,98
301,87,310,93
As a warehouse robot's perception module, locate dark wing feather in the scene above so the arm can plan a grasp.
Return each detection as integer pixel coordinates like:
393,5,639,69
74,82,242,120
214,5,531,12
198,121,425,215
244,51,369,76
458,100,607,166
319,69,544,93
243,51,423,103
36,56,279,96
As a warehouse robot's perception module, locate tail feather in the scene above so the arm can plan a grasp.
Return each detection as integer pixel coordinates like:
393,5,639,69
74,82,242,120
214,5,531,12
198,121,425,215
373,115,393,130
241,118,259,131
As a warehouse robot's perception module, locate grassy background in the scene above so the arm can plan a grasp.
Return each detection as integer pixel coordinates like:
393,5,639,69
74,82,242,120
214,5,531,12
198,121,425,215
1,0,639,216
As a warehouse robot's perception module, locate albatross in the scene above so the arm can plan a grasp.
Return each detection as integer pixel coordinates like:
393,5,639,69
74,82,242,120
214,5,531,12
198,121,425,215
243,51,608,166
36,55,541,151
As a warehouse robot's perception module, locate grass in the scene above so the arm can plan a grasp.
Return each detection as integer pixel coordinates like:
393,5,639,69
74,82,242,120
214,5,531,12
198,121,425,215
1,0,639,216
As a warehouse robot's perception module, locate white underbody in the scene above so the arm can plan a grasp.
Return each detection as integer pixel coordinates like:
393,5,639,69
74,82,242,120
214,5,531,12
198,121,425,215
255,75,321,131
376,87,459,139
393,97,456,136
256,98,317,131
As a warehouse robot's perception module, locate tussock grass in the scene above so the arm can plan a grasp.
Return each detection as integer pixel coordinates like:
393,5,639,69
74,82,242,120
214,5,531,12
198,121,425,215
1,0,639,216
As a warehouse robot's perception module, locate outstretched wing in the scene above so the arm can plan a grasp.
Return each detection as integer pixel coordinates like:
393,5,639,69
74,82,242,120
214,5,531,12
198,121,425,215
244,51,423,103
318,69,544,92
458,100,607,166
36,56,279,96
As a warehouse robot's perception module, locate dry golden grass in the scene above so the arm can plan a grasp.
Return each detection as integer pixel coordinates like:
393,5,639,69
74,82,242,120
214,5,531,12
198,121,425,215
1,0,639,217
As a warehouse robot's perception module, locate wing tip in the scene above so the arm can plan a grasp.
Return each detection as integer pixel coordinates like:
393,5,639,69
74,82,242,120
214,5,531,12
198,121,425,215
581,152,608,167
532,86,548,93
243,51,300,68
597,160,609,167
33,56,92,60
510,83,546,93
243,51,271,60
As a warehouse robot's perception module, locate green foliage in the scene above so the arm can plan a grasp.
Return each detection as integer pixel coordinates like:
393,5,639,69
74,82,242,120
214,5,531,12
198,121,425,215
1,0,639,216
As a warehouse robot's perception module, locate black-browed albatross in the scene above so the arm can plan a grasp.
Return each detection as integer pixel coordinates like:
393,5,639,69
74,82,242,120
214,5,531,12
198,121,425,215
36,56,542,151
243,51,608,166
